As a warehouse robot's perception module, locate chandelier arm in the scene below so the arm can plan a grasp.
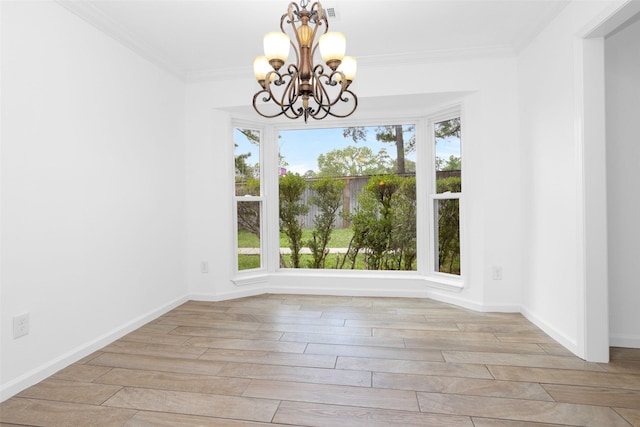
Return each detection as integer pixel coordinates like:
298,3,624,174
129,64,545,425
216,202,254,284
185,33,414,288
281,7,300,68
311,71,329,106
275,71,304,120
269,70,290,108
312,67,349,110
253,89,286,119
309,2,328,60
287,7,303,47
314,1,328,25
326,89,358,119
308,70,357,119
283,76,304,120
326,75,350,108
261,68,302,121
308,8,320,47
310,92,331,121
287,2,300,23
253,71,297,119
303,75,321,120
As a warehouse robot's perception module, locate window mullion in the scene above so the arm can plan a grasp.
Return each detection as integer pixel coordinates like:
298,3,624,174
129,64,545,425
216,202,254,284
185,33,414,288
416,118,431,276
263,125,280,273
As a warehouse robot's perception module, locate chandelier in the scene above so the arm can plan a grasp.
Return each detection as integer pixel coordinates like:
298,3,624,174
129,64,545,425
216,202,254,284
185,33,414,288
252,0,357,123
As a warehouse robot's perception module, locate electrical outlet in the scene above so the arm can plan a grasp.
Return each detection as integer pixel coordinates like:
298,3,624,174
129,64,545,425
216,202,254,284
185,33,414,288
13,313,30,339
201,261,209,274
492,266,503,280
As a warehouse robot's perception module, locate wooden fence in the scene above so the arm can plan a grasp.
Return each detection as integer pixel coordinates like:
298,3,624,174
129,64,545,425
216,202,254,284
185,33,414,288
298,171,460,229
236,171,460,229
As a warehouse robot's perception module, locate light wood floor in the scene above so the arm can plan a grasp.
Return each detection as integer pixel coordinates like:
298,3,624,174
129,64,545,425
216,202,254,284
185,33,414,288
2,294,639,426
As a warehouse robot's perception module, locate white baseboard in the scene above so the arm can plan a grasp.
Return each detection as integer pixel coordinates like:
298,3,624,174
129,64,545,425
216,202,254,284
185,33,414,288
192,285,521,314
269,286,433,299
425,289,521,313
520,306,580,357
610,334,640,349
0,294,189,402
190,286,267,302
191,286,433,303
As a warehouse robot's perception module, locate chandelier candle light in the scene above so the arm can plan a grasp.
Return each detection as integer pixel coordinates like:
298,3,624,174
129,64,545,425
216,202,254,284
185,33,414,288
252,0,357,122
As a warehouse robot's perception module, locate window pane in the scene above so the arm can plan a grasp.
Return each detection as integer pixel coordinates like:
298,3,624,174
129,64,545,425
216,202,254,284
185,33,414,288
234,128,260,196
278,125,416,270
237,201,261,271
434,198,460,275
434,118,461,194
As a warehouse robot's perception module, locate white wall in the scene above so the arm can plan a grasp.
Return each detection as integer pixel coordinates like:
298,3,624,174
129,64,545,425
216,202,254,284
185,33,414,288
1,1,188,399
185,55,523,312
518,1,627,360
606,15,640,348
3,0,628,403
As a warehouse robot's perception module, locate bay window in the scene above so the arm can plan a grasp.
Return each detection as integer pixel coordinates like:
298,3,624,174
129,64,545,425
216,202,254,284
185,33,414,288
232,107,463,285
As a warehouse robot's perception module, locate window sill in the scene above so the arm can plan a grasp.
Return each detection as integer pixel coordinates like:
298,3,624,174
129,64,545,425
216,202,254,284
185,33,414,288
232,273,269,287
232,270,464,293
423,275,464,293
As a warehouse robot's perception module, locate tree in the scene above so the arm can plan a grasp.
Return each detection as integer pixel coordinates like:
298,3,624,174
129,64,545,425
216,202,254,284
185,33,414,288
305,178,345,268
343,127,367,143
434,118,461,139
235,152,255,180
434,118,461,172
235,128,260,185
436,155,461,172
343,125,415,175
394,158,416,174
235,129,261,241
435,177,461,274
375,126,409,174
238,129,260,143
390,177,417,270
317,146,392,177
279,173,309,268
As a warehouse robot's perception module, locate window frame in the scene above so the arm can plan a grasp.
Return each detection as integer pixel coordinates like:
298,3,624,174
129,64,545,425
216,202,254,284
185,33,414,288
232,122,268,275
231,107,465,290
426,108,464,280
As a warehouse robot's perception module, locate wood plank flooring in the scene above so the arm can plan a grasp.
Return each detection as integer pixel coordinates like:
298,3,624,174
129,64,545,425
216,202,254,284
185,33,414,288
2,294,639,426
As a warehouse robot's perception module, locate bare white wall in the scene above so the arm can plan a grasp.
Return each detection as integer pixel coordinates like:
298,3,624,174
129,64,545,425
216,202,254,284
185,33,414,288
517,1,627,359
1,1,188,399
185,56,523,312
606,14,640,348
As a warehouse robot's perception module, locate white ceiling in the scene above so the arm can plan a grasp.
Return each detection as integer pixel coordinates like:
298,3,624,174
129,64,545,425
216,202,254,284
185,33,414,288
58,0,570,82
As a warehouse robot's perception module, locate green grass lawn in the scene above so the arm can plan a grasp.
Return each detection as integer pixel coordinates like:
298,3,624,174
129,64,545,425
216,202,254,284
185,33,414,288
237,228,354,248
238,254,261,270
237,228,426,272
238,228,355,271
279,253,366,269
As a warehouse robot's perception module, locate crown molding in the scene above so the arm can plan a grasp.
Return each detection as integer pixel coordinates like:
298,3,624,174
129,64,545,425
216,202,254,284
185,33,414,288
357,45,516,67
186,45,516,83
55,0,186,81
55,1,515,84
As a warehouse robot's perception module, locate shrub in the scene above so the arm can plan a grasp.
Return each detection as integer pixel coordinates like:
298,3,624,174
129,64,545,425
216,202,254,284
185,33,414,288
279,173,308,268
348,175,416,270
305,178,345,268
435,176,461,274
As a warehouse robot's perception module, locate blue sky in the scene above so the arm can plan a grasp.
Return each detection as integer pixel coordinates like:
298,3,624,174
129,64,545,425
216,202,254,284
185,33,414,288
234,126,460,176
279,126,418,175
